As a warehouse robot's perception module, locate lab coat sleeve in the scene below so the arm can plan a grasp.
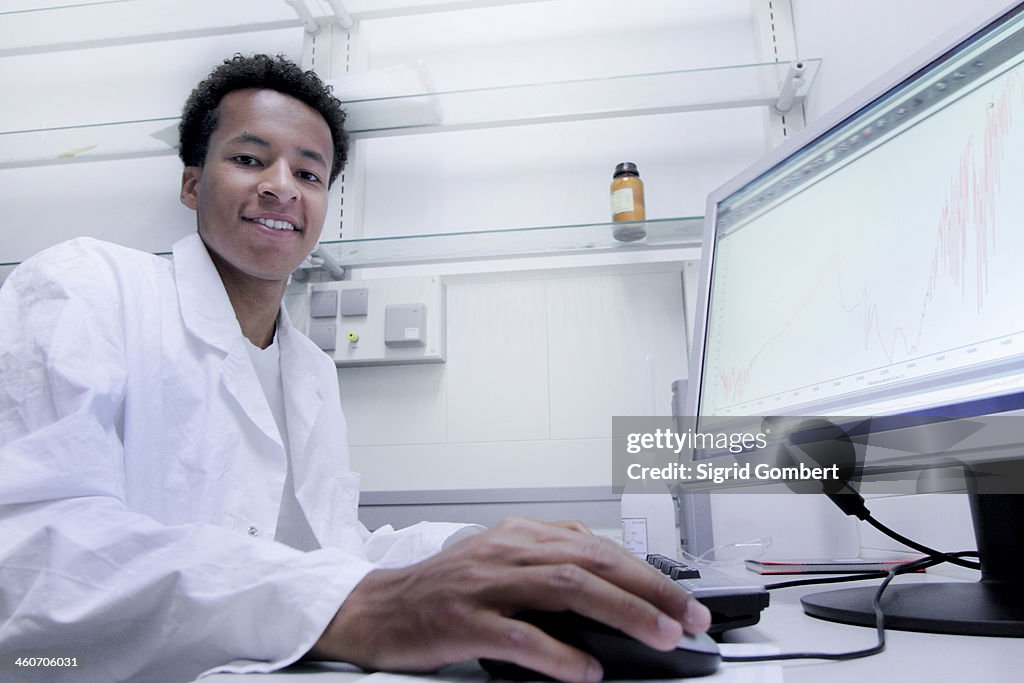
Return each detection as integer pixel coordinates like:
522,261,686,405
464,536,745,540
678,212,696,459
0,245,376,682
360,521,486,568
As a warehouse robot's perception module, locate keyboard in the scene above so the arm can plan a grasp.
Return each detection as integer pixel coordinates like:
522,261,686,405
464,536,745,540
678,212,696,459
647,554,770,633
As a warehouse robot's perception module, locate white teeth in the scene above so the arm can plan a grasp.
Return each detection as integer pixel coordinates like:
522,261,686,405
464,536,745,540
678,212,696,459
251,217,296,231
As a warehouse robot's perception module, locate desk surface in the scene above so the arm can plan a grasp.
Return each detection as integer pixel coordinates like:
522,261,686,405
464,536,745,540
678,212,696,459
202,570,1023,682
723,572,1022,683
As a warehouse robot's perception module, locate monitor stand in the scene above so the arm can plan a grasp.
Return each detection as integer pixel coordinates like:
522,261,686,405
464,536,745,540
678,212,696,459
802,465,1024,637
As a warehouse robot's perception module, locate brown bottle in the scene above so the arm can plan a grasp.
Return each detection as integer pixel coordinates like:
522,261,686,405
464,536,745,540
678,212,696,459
610,162,646,241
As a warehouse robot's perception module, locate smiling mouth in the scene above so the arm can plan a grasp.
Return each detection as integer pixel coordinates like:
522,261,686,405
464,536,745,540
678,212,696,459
246,216,299,232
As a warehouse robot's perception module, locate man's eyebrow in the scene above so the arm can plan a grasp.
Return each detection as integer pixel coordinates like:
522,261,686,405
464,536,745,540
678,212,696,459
297,147,328,169
230,132,271,148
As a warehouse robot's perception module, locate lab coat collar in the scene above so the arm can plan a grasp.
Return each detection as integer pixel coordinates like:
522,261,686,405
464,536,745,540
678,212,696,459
172,232,246,354
172,232,328,461
173,233,281,447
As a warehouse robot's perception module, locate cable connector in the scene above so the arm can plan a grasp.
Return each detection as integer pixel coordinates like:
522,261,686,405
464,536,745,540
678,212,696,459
827,485,870,520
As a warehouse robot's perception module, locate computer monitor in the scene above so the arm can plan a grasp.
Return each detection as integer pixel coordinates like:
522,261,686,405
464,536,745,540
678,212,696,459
686,1,1024,636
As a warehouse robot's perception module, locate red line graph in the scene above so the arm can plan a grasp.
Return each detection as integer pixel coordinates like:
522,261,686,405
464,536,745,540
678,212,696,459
716,73,1023,406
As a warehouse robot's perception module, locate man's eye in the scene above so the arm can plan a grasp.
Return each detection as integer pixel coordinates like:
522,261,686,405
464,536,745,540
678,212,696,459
232,155,260,166
298,171,322,183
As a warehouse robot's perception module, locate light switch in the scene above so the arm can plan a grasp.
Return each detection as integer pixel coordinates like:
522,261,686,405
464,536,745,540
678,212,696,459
340,288,369,316
309,322,337,351
384,303,426,347
310,290,338,318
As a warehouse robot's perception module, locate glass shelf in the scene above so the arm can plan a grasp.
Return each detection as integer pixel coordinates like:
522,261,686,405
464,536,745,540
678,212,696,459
1,0,301,57
0,0,547,57
0,218,704,287
0,117,180,169
342,59,820,136
317,216,705,269
0,59,819,168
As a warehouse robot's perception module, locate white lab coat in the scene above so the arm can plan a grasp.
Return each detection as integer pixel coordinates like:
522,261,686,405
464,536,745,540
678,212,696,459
0,234,468,682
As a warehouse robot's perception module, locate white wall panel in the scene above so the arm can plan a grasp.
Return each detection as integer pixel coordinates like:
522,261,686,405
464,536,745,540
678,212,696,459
546,269,687,439
5,155,195,262
444,278,552,443
858,493,976,558
339,363,448,446
357,110,766,238
1,29,302,131
343,265,689,491
710,493,860,560
351,438,610,491
358,0,756,90
792,0,1013,123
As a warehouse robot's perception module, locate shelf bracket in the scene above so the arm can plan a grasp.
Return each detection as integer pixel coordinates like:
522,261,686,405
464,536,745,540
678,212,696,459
752,0,806,147
326,0,356,31
285,0,355,34
313,246,347,280
283,0,320,34
292,246,347,282
773,61,806,114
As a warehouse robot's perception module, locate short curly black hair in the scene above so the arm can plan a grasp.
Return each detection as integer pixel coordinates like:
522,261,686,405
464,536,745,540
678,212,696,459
179,53,348,186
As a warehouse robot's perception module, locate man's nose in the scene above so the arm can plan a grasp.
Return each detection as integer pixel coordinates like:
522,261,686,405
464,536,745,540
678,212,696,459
257,159,300,202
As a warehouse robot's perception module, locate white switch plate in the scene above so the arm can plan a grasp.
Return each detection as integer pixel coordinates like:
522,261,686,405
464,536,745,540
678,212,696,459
306,277,445,367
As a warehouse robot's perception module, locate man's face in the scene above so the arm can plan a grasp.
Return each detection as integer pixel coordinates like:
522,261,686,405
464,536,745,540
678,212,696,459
180,88,333,285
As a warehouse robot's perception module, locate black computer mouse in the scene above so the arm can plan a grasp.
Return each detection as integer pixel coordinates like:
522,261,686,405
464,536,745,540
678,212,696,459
479,610,721,680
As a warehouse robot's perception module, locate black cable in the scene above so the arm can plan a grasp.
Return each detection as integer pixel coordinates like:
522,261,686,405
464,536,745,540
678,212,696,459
863,514,981,570
765,570,890,590
717,468,981,665
721,573,889,663
766,551,978,590
719,551,979,664
822,483,981,570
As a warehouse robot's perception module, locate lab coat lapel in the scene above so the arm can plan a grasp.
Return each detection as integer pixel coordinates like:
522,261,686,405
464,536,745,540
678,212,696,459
278,307,355,544
171,233,282,447
278,307,324,464
220,350,282,448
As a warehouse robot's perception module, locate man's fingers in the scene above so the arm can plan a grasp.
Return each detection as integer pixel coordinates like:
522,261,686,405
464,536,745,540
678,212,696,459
680,595,712,634
513,523,700,626
312,518,711,677
472,612,603,683
481,563,686,652
544,519,593,534
481,517,710,638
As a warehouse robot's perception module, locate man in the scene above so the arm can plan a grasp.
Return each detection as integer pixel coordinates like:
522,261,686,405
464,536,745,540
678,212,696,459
0,54,709,682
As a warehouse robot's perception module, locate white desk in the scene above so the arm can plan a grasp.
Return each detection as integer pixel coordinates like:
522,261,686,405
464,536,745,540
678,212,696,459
202,570,1022,682
720,571,1022,683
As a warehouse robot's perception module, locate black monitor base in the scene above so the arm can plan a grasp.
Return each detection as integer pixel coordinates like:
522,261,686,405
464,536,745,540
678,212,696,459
803,470,1024,637
802,581,1024,637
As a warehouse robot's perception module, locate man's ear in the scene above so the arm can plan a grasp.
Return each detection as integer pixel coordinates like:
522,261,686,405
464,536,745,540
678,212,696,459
180,166,201,210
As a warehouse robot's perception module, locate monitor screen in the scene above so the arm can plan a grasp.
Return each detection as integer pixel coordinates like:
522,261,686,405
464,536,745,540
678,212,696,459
685,1,1024,636
693,8,1024,423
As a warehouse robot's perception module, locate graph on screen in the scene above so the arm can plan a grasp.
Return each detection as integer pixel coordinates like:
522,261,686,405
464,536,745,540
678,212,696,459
701,63,1024,417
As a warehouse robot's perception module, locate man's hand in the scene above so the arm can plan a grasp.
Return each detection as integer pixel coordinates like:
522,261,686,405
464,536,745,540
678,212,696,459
309,517,711,682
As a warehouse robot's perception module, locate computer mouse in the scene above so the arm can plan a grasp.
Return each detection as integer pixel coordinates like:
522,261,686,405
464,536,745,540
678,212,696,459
479,610,721,680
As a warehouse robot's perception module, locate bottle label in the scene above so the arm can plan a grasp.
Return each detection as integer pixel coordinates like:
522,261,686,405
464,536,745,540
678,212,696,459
611,187,635,216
